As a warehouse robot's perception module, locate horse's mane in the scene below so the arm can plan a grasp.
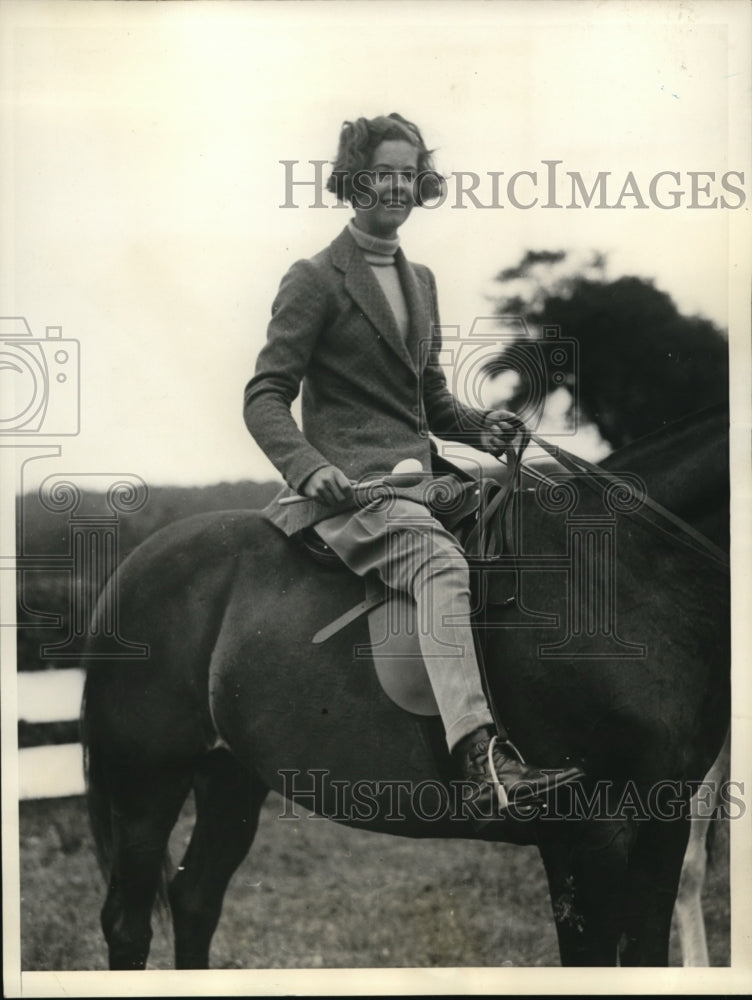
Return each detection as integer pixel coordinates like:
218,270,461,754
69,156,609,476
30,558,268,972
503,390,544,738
598,399,729,550
602,399,728,471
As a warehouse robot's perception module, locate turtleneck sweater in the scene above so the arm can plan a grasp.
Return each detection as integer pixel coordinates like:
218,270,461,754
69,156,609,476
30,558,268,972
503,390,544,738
348,220,410,340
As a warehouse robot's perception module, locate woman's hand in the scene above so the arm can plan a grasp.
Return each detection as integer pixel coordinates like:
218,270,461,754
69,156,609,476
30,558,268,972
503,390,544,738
481,409,526,455
300,465,354,505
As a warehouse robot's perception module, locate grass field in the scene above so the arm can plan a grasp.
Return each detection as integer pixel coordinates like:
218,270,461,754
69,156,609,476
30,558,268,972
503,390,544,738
19,792,729,971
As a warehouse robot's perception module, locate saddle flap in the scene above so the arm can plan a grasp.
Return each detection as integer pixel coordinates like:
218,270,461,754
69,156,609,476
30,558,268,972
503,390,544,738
364,593,440,718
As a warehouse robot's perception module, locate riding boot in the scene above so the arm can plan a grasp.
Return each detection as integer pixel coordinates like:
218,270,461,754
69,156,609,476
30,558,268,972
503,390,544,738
453,725,585,822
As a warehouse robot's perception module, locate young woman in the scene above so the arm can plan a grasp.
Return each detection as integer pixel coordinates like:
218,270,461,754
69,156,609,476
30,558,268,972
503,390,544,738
244,113,583,819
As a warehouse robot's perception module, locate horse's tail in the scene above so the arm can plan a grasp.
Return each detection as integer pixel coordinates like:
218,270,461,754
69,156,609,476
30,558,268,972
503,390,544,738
80,671,172,913
80,676,111,881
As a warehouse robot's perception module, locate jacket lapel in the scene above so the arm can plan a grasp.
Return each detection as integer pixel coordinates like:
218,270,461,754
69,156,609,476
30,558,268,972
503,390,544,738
331,227,418,372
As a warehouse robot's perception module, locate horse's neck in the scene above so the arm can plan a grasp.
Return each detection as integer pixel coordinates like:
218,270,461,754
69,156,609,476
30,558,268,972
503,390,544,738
600,405,729,547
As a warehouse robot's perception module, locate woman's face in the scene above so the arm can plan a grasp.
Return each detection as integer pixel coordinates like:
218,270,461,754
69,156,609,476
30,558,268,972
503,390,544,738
352,139,419,239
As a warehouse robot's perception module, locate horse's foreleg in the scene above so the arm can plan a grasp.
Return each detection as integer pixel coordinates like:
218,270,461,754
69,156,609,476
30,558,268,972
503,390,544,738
101,767,193,970
168,748,269,969
537,818,633,966
620,812,691,966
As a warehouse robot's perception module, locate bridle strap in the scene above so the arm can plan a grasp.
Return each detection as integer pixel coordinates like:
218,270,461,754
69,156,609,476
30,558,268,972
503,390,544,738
464,422,531,557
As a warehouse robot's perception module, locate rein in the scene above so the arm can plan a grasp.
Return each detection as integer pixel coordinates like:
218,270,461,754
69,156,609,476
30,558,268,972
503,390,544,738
463,425,532,558
472,429,729,570
312,423,728,648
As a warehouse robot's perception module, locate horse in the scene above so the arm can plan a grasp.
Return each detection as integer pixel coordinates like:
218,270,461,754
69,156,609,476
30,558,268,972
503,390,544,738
80,402,730,969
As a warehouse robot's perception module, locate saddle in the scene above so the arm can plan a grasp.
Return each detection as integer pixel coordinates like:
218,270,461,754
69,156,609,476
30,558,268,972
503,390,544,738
295,426,729,718
298,447,526,717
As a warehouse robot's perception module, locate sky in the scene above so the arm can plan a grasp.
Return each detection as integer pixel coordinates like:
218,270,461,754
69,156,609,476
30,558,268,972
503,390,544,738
1,0,750,493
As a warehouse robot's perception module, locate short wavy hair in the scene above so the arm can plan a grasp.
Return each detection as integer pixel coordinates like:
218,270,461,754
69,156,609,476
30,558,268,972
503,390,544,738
326,113,444,206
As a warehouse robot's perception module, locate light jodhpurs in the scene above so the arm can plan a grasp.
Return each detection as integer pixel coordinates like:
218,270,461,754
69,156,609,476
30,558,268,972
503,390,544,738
314,499,494,751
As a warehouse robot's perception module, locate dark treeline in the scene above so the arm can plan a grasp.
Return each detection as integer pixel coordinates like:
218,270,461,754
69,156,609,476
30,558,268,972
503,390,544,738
16,479,281,671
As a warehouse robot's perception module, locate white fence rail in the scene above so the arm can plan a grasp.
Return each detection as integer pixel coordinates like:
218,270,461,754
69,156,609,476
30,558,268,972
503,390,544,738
18,668,85,799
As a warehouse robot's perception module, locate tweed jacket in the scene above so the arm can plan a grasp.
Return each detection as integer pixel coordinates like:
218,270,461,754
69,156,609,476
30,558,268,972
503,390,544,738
244,225,491,536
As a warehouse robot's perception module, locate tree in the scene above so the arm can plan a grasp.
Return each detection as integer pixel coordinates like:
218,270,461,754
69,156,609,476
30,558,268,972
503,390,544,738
485,251,729,450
